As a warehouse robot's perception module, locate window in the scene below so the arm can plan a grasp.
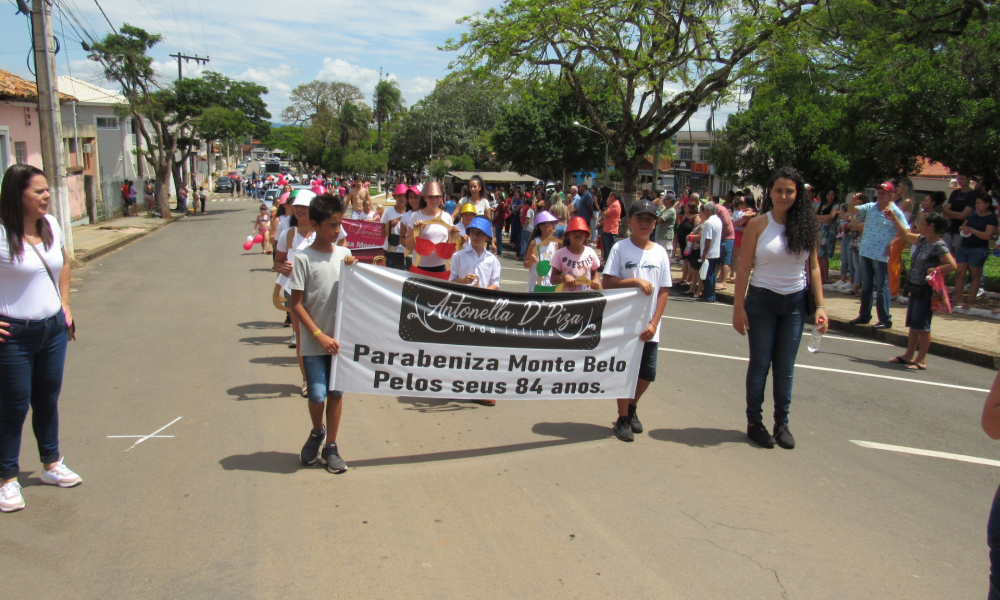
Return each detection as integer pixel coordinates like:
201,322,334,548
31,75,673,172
96,116,119,129
14,141,27,164
699,149,708,162
679,148,692,161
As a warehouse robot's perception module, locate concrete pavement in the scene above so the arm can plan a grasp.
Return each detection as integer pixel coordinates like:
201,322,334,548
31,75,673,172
4,202,995,599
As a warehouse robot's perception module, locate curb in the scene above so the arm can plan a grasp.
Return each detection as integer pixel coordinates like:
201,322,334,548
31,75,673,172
690,284,1000,371
73,215,182,267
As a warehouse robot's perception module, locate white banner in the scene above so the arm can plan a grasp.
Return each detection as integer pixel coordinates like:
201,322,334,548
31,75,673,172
331,263,650,400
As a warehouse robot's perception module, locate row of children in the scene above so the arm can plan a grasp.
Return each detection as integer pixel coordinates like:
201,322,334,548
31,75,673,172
277,186,673,475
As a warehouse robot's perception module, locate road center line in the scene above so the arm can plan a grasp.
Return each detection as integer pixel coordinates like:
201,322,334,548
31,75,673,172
850,440,1000,467
659,316,890,346
658,348,989,393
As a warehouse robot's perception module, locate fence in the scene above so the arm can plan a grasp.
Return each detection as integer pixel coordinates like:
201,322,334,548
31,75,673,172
98,179,130,221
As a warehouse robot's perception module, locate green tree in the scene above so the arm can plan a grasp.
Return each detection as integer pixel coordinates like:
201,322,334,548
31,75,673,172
281,81,365,125
373,79,404,154
446,0,819,203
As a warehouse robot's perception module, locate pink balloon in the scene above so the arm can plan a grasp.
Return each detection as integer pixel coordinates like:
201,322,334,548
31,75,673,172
311,185,326,195
253,234,264,244
242,241,254,251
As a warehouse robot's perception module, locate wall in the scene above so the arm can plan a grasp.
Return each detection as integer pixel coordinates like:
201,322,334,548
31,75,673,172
0,103,44,168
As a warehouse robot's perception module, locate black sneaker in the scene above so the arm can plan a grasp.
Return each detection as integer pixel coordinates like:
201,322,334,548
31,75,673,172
628,405,643,433
614,416,634,442
321,443,348,473
300,428,325,465
872,321,892,330
848,317,871,326
747,423,775,448
773,423,796,449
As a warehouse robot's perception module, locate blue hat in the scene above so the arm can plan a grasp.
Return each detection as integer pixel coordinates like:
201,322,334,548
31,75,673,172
468,216,493,239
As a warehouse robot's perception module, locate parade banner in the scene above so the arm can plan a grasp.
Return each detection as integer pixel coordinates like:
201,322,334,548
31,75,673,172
331,263,650,400
341,219,385,251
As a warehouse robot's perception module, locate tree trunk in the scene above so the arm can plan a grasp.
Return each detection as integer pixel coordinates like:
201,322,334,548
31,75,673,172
171,160,184,213
155,159,172,217
620,160,640,209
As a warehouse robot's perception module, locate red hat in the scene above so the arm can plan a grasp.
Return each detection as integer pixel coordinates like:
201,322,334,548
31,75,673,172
566,216,590,235
879,181,896,194
525,192,532,198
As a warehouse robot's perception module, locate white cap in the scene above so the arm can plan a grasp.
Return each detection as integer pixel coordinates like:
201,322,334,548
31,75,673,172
292,190,316,207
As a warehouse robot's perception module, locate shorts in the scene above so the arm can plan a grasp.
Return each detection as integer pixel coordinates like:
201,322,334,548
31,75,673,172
687,249,701,269
904,288,934,332
956,245,989,269
638,341,658,382
302,354,343,404
554,224,566,239
719,239,734,266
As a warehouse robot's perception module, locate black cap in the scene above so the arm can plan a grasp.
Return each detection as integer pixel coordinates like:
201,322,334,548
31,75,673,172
628,198,657,217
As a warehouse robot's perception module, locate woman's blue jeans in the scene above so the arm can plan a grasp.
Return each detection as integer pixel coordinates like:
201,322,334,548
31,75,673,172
744,286,805,426
0,311,67,479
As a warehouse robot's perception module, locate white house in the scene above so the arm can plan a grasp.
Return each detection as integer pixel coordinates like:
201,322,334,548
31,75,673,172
58,76,143,184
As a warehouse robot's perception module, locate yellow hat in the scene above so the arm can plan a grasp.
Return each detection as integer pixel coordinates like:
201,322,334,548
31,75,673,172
460,203,477,214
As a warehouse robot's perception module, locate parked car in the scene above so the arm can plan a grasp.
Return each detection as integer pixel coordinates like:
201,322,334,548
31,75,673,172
262,188,281,204
214,177,233,192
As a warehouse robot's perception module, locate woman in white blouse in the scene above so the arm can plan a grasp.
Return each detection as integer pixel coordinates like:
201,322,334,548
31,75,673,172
0,164,83,513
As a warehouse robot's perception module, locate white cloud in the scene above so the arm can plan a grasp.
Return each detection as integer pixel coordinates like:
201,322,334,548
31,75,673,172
401,77,438,102
316,59,384,95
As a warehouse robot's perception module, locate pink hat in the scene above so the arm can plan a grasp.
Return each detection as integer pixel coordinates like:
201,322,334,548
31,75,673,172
407,185,421,197
879,181,896,194
533,211,558,227
393,183,409,196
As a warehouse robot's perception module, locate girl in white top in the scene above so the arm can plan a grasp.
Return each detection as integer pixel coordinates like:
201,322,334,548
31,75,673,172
360,197,378,221
274,192,317,393
0,164,83,512
732,167,826,451
404,181,454,272
523,210,560,291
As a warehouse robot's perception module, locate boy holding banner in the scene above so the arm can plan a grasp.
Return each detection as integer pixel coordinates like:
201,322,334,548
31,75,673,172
602,199,672,442
289,194,359,473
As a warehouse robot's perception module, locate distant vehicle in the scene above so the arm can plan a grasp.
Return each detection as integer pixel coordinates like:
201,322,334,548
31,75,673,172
214,177,233,192
262,188,281,203
227,171,238,179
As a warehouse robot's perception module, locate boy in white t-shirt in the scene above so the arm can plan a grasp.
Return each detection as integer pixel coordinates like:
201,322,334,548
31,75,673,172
449,216,501,406
602,199,672,442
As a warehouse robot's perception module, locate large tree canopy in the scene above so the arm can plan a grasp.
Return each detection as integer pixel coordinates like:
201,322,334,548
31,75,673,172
445,0,819,200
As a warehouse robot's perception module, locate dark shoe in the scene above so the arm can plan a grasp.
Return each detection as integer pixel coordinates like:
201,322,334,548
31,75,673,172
628,404,643,433
300,428,325,465
321,443,347,473
696,296,716,303
747,423,775,448
773,423,796,449
614,416,634,442
848,317,871,326
872,322,892,330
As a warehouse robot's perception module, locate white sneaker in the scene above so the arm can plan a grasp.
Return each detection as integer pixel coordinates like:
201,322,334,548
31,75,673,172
288,332,297,349
0,481,24,512
39,458,82,488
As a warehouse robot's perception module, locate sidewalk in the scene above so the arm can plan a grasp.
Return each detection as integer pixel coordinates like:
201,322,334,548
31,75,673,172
670,262,1000,370
70,212,181,266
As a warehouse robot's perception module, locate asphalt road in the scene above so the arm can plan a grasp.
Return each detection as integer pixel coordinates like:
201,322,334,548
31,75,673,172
2,201,997,599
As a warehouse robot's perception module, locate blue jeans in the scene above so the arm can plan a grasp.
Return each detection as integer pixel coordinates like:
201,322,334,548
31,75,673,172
493,223,504,254
0,311,68,479
702,258,718,301
302,354,343,405
859,256,891,324
744,286,805,426
601,232,617,263
989,484,1000,600
520,228,533,259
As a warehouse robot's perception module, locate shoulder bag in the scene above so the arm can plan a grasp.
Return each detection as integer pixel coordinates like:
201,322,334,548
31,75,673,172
29,243,76,341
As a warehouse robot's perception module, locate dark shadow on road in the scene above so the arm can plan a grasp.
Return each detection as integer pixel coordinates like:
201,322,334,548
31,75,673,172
180,209,246,215
822,353,911,372
396,396,477,413
219,451,303,474
648,427,748,447
226,383,302,400
238,321,283,330
250,356,298,366
249,268,274,272
239,336,288,346
349,422,611,468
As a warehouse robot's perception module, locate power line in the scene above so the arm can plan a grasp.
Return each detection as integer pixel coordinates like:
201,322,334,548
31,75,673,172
92,0,116,33
195,0,208,57
180,0,197,52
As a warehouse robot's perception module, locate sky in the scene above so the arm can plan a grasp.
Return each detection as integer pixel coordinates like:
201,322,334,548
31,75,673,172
0,0,738,129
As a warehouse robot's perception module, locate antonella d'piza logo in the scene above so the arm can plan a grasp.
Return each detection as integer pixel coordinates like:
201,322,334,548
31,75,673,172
398,278,605,350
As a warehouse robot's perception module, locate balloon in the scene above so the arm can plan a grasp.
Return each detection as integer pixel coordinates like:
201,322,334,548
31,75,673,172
243,241,254,251
311,185,326,195
253,234,264,244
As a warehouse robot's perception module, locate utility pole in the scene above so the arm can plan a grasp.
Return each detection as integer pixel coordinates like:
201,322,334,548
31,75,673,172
31,0,74,256
170,53,210,190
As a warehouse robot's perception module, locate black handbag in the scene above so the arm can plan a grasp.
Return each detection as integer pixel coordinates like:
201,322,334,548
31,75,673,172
901,282,927,299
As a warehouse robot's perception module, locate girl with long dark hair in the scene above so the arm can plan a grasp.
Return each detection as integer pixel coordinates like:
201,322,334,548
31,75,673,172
0,164,82,512
732,167,826,450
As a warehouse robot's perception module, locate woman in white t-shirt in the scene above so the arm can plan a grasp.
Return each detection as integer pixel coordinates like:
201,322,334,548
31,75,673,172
0,165,83,513
732,167,826,450
274,190,317,393
405,181,454,273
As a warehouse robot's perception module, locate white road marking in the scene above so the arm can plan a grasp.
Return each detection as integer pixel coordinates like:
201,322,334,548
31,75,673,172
659,316,890,346
658,348,990,393
850,440,1000,467
110,417,183,452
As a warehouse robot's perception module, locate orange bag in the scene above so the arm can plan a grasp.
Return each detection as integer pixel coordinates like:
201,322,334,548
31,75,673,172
888,238,905,296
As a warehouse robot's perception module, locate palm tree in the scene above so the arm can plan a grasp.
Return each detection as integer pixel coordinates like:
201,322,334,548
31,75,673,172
373,79,404,154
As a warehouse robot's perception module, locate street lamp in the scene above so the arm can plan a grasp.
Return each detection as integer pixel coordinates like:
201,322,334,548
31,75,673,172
573,120,610,187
